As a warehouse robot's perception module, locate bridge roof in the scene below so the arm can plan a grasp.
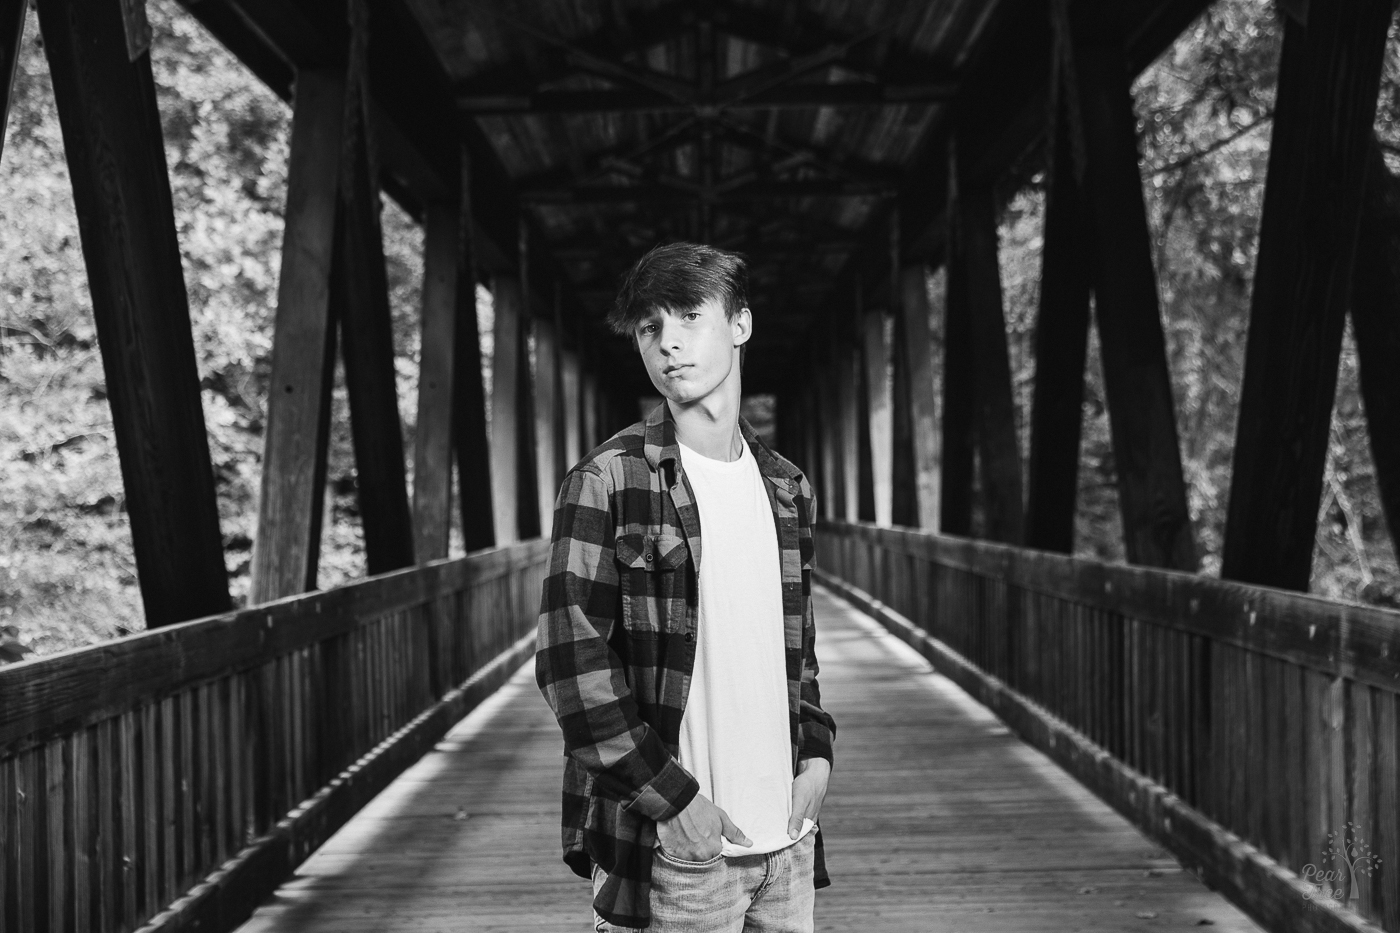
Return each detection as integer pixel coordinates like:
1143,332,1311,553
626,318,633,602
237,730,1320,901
180,0,1206,393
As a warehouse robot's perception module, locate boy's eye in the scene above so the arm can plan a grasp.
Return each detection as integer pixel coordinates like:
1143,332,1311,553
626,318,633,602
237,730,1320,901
683,312,699,321
639,322,657,335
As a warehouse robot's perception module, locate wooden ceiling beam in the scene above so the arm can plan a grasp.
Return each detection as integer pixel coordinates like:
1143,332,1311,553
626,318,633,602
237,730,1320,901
521,178,893,204
458,81,952,114
711,119,902,186
708,0,945,84
457,2,693,97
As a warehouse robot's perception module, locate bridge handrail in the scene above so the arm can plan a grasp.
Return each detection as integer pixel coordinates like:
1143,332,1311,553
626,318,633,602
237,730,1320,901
818,519,1400,933
828,520,1400,690
0,538,550,933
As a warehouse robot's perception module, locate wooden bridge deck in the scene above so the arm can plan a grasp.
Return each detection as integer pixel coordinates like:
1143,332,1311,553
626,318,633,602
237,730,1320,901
234,588,1261,933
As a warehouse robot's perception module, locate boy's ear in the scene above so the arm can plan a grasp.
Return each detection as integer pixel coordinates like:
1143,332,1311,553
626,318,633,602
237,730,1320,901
733,306,753,346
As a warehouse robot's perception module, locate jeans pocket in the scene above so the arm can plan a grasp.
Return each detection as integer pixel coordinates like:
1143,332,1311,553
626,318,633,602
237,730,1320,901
655,847,725,869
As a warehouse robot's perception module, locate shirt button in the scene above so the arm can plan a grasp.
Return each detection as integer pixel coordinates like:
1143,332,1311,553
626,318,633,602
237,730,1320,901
684,632,695,644
645,553,653,562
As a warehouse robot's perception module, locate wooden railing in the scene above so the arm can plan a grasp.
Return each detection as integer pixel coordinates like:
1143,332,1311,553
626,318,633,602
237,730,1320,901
817,520,1400,933
0,539,549,933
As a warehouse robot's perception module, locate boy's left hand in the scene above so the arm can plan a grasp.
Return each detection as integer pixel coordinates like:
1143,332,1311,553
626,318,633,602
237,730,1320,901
786,757,831,839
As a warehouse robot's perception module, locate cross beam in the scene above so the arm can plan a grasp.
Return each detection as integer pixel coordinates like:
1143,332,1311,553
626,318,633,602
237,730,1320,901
520,178,894,204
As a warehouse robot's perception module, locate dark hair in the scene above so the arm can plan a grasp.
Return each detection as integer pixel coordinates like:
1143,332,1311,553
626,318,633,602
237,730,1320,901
608,242,749,336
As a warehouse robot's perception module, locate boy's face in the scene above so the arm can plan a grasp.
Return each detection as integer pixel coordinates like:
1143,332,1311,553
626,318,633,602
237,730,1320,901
633,296,751,407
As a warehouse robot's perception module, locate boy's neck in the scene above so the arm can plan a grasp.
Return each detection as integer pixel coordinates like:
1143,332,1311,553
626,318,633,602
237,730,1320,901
668,390,743,462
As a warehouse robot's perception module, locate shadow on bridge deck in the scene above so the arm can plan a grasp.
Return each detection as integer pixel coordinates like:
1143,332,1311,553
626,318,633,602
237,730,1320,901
234,589,1260,933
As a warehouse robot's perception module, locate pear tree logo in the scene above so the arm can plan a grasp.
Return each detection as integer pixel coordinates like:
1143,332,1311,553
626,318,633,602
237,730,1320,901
1300,822,1381,909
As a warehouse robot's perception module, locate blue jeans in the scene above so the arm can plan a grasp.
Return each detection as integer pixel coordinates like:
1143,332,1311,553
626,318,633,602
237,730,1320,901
592,833,816,933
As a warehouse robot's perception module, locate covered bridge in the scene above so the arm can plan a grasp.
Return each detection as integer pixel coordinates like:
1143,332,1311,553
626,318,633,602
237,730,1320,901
2,0,1400,930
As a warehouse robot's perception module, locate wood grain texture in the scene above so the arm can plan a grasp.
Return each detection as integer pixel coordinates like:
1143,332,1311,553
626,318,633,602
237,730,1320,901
1221,0,1393,590
250,70,346,604
35,0,232,626
230,588,1260,933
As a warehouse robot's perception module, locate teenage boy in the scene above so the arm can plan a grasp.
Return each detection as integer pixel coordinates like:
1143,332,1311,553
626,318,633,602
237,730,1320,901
536,242,836,932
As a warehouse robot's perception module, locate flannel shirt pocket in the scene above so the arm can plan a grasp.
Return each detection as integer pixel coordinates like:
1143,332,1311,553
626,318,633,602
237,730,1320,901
615,532,688,633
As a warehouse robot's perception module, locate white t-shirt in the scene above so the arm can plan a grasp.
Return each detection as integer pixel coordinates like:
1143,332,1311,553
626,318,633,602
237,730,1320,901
675,439,813,857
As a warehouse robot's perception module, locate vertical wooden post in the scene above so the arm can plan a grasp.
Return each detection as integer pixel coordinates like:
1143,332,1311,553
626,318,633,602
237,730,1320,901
1353,140,1400,555
862,311,894,525
941,144,975,537
855,342,876,522
797,384,816,491
1221,2,1391,589
1,0,24,165
335,59,414,575
250,71,344,602
1076,36,1196,570
515,223,541,540
886,208,918,528
489,274,521,545
412,202,458,563
533,315,560,527
817,346,841,521
900,265,941,530
1026,44,1092,555
561,348,582,471
949,139,1024,545
38,0,231,624
581,365,599,454
447,148,493,553
839,342,861,523
515,319,541,540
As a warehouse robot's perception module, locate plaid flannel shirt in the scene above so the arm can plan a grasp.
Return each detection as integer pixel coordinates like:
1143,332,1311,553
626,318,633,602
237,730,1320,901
536,402,836,929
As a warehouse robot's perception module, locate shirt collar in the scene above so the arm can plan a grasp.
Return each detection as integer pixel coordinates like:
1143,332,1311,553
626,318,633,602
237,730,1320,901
643,401,803,485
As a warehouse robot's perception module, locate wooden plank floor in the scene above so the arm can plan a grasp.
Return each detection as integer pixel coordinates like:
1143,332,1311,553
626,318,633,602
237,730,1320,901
235,587,1261,932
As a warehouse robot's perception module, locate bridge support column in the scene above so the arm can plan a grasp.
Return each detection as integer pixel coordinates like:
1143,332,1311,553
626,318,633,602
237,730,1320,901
1074,24,1195,571
335,63,414,576
816,345,842,521
37,0,232,624
862,310,894,525
533,314,560,527
581,365,599,454
1352,141,1400,565
1026,47,1092,556
515,311,541,541
897,264,938,530
489,275,523,545
1221,0,1391,589
446,155,494,554
250,71,344,602
561,347,582,471
840,336,862,523
946,139,1024,545
413,202,460,562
